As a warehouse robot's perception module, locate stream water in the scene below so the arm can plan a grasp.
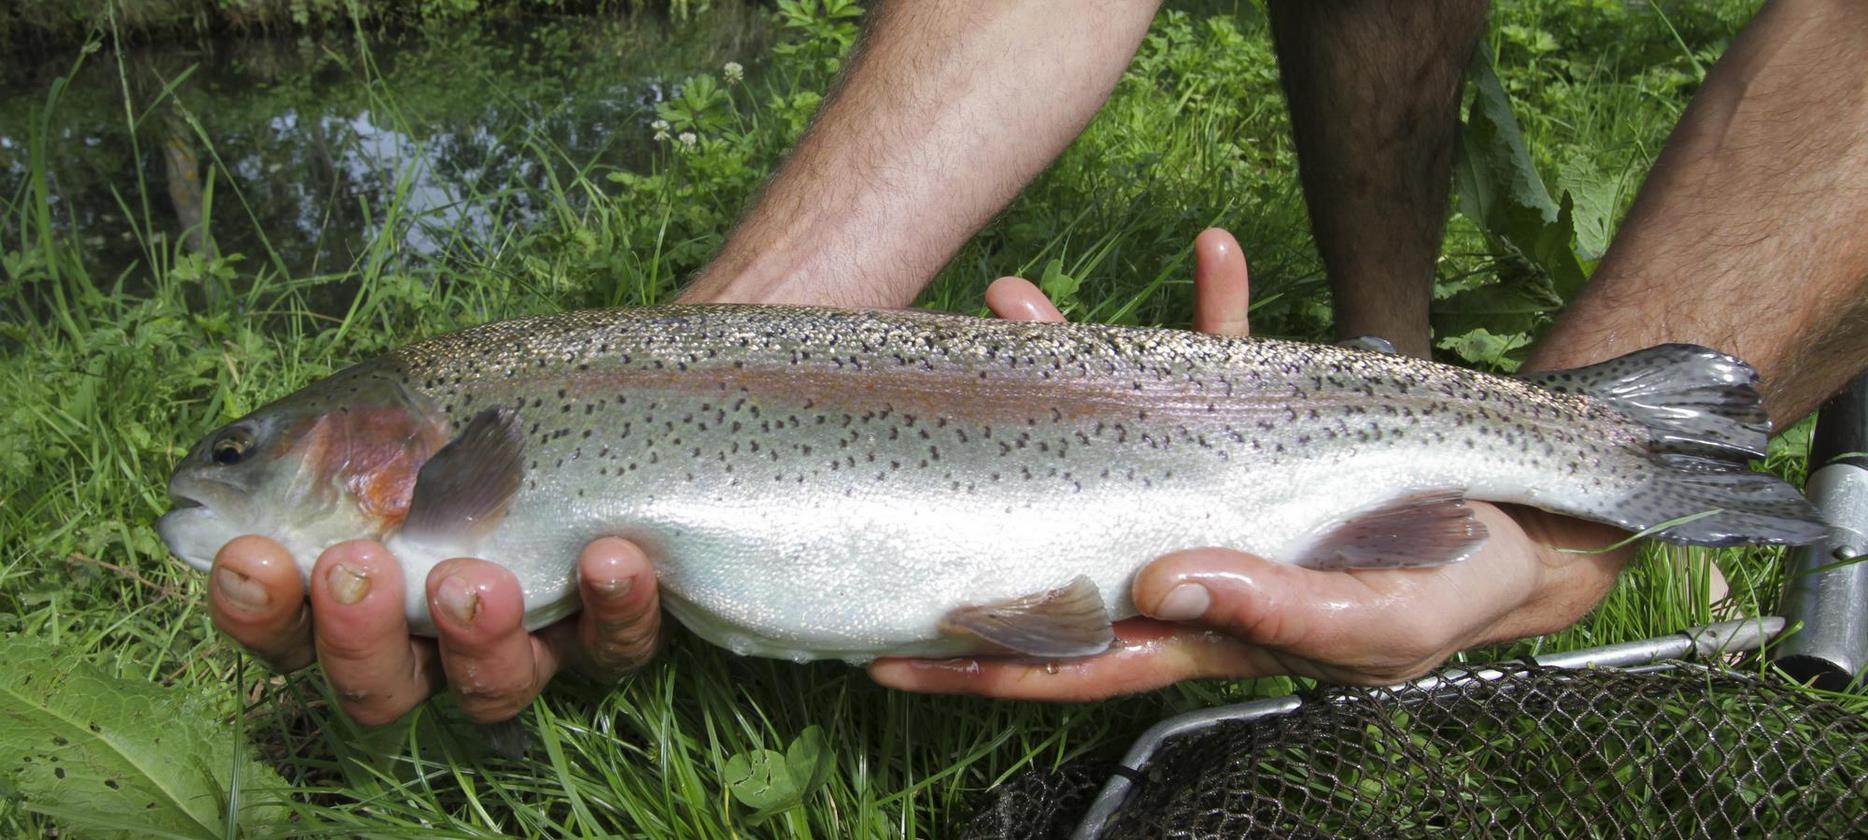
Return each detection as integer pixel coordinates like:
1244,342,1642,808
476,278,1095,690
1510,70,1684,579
0,6,768,283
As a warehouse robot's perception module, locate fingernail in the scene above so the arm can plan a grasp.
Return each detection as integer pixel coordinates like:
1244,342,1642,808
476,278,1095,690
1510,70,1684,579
437,574,481,625
327,563,370,605
1151,583,1211,621
214,567,270,612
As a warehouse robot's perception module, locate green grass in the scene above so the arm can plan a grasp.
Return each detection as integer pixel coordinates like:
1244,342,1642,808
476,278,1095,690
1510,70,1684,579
2,1,1858,837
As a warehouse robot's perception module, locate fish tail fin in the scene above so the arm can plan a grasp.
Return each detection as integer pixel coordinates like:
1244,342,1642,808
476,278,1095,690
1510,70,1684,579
1524,344,1828,546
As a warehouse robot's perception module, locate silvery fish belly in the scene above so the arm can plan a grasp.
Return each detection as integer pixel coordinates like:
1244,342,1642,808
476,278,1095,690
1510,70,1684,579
157,306,1827,662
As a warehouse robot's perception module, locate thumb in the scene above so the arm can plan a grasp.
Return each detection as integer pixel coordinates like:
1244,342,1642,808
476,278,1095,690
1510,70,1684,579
984,276,1066,323
1133,548,1388,652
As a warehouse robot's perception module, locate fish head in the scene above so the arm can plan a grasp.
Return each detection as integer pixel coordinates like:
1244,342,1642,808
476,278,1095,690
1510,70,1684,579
157,367,452,573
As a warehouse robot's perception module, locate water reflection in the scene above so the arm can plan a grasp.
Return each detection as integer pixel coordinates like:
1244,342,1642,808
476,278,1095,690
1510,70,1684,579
0,7,768,284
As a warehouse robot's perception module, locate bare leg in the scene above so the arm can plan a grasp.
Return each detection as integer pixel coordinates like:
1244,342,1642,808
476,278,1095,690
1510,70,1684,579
1266,0,1490,357
1527,0,1868,426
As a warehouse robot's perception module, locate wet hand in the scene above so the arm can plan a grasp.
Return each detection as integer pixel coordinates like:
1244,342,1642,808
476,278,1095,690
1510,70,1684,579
208,536,662,724
869,227,1636,699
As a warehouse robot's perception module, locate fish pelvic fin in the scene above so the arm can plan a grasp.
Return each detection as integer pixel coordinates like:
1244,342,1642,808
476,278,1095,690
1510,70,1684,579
939,576,1113,658
402,407,524,546
1295,490,1489,570
1524,345,1828,546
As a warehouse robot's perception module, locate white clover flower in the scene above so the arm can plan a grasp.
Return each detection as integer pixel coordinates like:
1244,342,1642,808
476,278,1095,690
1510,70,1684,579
651,118,670,131
723,61,744,83
653,128,671,142
677,132,698,148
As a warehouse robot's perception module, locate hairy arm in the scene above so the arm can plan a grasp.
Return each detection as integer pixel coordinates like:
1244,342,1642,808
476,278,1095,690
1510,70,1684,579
678,0,1163,308
1529,0,1868,425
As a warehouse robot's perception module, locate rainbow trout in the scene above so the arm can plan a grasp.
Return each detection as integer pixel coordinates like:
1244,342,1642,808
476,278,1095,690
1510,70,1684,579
158,306,1826,662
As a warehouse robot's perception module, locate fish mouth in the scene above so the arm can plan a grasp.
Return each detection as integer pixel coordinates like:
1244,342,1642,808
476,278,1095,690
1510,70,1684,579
159,474,247,573
156,504,225,573
165,472,245,514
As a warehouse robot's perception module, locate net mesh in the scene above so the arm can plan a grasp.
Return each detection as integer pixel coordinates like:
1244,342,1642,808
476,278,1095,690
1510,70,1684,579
962,663,1868,839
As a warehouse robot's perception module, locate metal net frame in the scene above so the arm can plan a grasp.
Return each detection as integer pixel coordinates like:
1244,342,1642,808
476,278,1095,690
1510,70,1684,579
961,622,1868,840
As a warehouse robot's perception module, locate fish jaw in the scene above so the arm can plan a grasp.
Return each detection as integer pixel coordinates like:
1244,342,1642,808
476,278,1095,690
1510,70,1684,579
155,503,364,581
156,503,234,574
158,473,395,584
159,470,262,573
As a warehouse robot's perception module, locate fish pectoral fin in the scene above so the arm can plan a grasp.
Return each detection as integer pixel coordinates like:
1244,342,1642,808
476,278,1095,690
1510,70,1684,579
939,575,1114,658
1297,490,1490,570
402,407,524,544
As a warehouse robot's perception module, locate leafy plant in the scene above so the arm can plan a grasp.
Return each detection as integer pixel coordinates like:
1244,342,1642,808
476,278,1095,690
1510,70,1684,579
771,0,863,78
1439,43,1591,369
0,637,286,838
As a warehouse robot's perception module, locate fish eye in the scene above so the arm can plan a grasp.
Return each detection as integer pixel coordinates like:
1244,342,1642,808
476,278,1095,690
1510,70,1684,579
210,429,254,466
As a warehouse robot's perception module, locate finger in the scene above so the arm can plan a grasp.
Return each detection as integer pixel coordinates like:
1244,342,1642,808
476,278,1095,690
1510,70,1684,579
985,276,1067,323
539,538,663,681
867,619,1282,701
209,535,314,672
1191,228,1249,336
309,541,442,726
428,558,557,723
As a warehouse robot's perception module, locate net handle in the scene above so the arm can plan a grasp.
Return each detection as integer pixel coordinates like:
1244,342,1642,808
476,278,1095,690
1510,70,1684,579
1775,372,1868,691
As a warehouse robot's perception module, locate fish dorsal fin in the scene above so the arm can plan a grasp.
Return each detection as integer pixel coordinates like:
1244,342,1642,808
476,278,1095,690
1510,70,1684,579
939,575,1113,657
1297,491,1489,570
403,408,524,544
1335,335,1399,355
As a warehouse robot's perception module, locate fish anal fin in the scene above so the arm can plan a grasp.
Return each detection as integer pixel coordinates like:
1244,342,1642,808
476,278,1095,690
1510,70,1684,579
1298,491,1489,570
939,575,1114,658
402,408,524,545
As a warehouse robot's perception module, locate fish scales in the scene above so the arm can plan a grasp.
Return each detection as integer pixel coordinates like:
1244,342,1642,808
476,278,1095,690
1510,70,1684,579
389,307,1640,655
159,305,1827,662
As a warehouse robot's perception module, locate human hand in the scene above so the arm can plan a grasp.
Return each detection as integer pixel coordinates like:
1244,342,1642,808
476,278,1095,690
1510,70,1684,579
207,536,662,724
868,227,1637,699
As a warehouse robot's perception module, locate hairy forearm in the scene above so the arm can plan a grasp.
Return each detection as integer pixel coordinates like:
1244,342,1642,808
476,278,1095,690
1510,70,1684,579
1527,0,1868,426
678,0,1161,308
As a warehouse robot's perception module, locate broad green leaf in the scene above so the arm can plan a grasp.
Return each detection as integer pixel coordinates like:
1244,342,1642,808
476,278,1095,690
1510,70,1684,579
723,724,834,823
0,637,287,839
1558,157,1617,260
1433,277,1564,317
1447,43,1590,331
1436,328,1533,372
1534,193,1589,301
723,748,795,819
1455,43,1558,235
784,724,833,803
1430,258,1564,338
